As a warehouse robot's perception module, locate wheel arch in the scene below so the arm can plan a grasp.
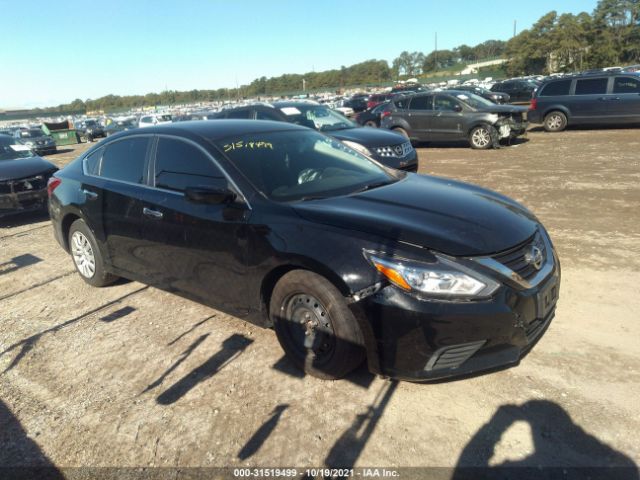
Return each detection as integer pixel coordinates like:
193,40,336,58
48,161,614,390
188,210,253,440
60,212,82,253
542,105,571,121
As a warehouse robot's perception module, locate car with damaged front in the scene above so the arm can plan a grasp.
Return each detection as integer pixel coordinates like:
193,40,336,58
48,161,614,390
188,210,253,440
48,120,560,381
0,134,58,217
13,127,57,155
381,91,528,149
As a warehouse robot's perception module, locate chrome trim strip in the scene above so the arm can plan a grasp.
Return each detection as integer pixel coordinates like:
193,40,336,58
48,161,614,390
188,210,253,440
468,229,556,289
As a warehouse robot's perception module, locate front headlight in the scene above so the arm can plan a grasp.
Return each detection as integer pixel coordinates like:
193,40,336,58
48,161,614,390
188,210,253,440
25,141,34,146
365,251,499,299
342,140,372,157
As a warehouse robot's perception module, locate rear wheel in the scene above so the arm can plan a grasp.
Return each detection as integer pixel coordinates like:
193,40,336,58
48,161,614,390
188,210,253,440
68,219,118,287
469,125,495,149
270,270,365,380
543,111,567,132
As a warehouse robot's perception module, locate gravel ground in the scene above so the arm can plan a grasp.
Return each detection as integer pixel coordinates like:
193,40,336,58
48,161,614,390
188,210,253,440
0,128,639,477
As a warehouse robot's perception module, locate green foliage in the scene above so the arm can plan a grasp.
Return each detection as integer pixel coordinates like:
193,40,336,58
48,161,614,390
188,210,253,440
505,0,640,75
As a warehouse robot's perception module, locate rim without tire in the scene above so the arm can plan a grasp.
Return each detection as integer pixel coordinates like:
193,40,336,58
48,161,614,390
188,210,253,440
71,231,96,278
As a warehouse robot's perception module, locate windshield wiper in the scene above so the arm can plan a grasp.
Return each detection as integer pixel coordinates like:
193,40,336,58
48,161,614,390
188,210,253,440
352,180,390,194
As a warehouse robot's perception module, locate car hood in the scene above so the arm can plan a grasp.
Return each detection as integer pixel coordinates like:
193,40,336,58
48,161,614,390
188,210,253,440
329,127,408,147
293,174,538,256
20,136,54,143
0,156,58,181
476,104,529,114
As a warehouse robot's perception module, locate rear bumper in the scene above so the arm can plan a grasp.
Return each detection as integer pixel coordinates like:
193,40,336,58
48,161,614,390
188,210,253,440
354,254,560,381
527,110,543,124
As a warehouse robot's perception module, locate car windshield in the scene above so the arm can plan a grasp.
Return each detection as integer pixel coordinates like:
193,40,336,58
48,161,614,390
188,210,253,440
277,104,358,132
216,129,397,202
453,92,495,109
0,136,35,160
20,129,45,138
85,120,97,126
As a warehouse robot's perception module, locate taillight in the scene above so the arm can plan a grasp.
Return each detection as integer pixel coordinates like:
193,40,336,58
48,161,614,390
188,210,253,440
382,111,391,118
529,98,537,110
47,177,61,197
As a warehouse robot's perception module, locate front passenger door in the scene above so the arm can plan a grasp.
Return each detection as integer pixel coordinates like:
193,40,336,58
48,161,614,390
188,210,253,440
432,95,465,139
138,136,251,314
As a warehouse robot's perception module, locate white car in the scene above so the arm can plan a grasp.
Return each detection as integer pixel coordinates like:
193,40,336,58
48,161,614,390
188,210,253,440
138,114,172,128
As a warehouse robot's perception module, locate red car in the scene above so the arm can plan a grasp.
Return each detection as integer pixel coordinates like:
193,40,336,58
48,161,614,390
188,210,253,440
367,93,393,110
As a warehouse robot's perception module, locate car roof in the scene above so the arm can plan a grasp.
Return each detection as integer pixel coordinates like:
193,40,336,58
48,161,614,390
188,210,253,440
113,119,306,141
272,100,321,108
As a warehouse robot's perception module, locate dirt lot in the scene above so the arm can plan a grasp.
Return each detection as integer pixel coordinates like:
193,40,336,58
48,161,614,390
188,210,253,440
1,128,639,476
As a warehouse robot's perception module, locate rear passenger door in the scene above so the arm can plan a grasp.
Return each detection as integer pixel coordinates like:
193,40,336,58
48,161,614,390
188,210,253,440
138,135,251,313
610,76,640,121
571,77,611,121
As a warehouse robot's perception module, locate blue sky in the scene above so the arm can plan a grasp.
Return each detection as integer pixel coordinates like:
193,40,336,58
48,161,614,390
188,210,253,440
1,0,597,109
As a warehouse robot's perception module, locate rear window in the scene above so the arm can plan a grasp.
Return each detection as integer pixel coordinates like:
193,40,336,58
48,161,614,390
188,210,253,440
409,95,433,110
613,76,640,94
540,80,571,96
575,78,608,95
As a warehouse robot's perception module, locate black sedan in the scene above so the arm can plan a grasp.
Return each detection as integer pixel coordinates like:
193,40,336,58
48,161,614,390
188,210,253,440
214,102,418,172
0,134,58,218
49,121,560,381
354,101,393,128
14,128,57,155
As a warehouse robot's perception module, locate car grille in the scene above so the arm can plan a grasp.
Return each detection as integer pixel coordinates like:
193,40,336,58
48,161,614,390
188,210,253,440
1,175,48,194
373,141,413,158
492,231,546,281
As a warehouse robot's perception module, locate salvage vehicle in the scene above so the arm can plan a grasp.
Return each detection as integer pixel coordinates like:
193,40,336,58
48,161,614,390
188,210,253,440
528,72,640,132
214,102,417,172
14,128,57,155
445,85,510,104
138,114,172,128
355,102,393,128
381,91,528,149
105,118,138,136
0,134,58,217
48,121,560,381
74,119,106,142
490,79,539,104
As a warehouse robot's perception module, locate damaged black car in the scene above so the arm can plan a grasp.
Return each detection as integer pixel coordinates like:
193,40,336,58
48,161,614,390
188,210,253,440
381,91,528,149
49,121,559,382
0,134,58,218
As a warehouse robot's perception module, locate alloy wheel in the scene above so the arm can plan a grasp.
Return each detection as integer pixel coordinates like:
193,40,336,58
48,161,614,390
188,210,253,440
472,128,491,148
547,114,563,130
71,231,96,278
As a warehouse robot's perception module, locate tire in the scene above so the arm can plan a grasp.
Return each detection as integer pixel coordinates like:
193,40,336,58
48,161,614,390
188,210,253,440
392,127,409,139
68,219,118,287
364,120,377,128
270,270,365,380
469,125,495,150
543,111,567,132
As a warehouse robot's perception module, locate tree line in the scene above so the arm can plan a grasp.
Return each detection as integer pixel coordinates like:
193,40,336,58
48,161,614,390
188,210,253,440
25,0,639,115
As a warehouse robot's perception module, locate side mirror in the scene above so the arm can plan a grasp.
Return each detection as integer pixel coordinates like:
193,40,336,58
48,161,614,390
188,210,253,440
185,186,236,205
453,104,463,113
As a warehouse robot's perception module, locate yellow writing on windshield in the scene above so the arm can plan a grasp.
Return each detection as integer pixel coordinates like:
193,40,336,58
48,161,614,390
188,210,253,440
223,140,274,152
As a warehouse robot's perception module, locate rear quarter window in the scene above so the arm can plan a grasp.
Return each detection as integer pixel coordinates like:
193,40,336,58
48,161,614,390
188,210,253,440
613,77,640,94
540,79,572,97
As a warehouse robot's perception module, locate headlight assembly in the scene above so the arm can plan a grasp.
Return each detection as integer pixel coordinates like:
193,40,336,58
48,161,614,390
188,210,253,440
364,251,499,299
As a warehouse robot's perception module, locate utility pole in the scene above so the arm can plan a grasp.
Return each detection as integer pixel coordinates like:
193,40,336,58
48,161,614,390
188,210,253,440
434,32,438,71
513,20,517,38
302,78,306,92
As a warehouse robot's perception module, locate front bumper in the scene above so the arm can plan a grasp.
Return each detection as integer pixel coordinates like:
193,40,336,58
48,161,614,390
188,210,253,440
0,188,48,217
33,145,57,155
371,144,418,172
353,237,560,381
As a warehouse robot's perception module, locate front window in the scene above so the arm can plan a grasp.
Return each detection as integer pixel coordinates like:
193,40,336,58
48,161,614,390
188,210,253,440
0,137,35,160
453,92,494,109
277,105,358,132
20,129,45,138
216,130,398,202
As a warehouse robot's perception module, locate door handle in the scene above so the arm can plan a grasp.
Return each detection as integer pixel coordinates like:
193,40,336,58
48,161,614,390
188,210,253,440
82,189,98,200
143,207,163,219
